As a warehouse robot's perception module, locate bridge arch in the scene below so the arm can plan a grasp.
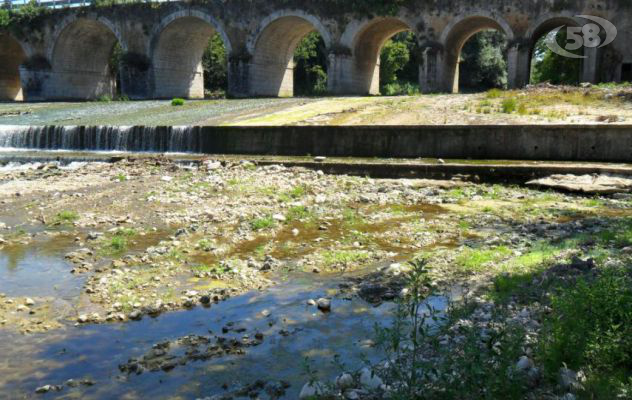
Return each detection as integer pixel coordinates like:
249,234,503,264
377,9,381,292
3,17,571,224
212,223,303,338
249,11,332,97
0,34,28,101
526,14,583,84
50,16,125,100
342,17,416,94
440,13,514,93
151,10,232,99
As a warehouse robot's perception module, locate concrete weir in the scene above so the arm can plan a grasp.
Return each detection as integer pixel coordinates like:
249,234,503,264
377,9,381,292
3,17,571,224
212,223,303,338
0,125,631,162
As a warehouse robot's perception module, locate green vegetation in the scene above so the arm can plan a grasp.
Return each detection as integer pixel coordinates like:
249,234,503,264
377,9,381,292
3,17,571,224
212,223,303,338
322,249,370,266
460,30,508,90
294,32,328,96
192,263,230,276
501,98,517,113
379,32,421,95
171,98,185,106
52,210,79,225
285,205,312,222
100,228,136,256
539,268,632,397
455,245,512,273
531,30,581,85
250,215,275,231
202,33,227,97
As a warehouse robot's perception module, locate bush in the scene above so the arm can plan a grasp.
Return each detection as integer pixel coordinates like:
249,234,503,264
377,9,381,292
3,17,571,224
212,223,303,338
539,268,632,396
501,98,517,113
171,98,185,106
382,81,420,96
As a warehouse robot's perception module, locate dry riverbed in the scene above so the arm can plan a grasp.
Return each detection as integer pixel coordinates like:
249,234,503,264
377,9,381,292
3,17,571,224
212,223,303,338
0,157,631,398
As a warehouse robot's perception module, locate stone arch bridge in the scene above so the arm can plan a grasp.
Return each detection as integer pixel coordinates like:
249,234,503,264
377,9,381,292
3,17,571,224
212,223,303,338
1,0,631,101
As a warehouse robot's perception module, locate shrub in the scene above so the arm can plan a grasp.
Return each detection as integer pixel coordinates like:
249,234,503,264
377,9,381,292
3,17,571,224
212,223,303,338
381,81,420,96
539,268,632,396
171,98,185,106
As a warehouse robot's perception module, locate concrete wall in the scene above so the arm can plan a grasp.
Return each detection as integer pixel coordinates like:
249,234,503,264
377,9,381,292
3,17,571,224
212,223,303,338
1,0,631,101
190,125,632,162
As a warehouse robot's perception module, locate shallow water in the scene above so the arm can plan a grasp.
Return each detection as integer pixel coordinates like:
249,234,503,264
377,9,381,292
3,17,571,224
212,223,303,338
0,267,449,399
0,234,82,299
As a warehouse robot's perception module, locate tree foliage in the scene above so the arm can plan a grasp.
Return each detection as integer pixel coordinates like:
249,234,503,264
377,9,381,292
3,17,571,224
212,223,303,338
293,31,328,96
379,32,420,95
530,30,581,85
459,30,508,90
202,33,228,95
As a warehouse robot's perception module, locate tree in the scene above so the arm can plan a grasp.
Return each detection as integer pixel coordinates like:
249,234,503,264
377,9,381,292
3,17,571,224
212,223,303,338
459,30,508,90
202,33,228,96
530,31,581,85
293,32,328,96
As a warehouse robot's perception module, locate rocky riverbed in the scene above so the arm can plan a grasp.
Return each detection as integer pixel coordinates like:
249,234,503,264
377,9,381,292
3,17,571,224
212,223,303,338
0,157,630,398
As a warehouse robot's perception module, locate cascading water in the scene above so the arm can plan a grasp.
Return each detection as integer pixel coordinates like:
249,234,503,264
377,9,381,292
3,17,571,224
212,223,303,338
0,125,206,153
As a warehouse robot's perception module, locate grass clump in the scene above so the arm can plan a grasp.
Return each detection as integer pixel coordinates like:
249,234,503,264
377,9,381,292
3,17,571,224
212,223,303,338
486,88,503,99
501,98,517,113
539,268,632,398
285,206,312,222
250,215,275,231
53,210,79,225
455,246,512,273
100,228,137,256
322,249,369,267
192,263,230,276
171,98,185,106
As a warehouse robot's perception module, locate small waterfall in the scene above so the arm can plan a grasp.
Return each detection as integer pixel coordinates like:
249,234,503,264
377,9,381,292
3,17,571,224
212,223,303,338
0,125,205,153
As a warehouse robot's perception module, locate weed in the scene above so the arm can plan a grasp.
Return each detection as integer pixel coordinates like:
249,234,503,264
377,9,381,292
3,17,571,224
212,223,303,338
502,98,517,113
539,268,632,398
285,206,311,221
486,88,502,99
455,246,512,273
250,216,275,231
53,210,79,225
322,249,369,267
171,98,185,106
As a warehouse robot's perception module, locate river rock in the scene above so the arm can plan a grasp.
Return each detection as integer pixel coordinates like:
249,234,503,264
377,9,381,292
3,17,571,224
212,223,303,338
359,368,382,389
336,373,355,390
129,310,142,320
299,381,324,399
516,356,534,371
526,174,632,194
316,298,331,312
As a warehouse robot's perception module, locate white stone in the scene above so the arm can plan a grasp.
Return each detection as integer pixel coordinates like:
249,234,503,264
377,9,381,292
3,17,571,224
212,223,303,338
516,356,534,371
359,368,383,389
336,373,355,390
299,381,324,399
